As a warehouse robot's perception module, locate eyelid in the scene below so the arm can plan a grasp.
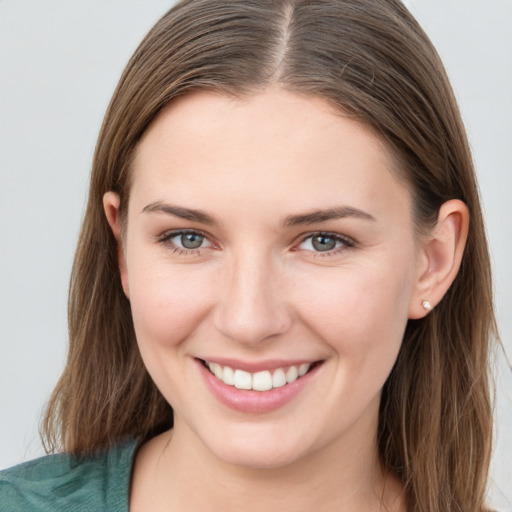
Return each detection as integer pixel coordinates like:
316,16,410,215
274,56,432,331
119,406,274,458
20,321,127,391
158,228,215,252
295,231,356,254
156,228,355,256
159,228,210,240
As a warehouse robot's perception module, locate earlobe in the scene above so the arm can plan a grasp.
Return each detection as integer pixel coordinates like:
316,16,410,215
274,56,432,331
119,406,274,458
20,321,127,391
103,191,130,298
408,199,469,319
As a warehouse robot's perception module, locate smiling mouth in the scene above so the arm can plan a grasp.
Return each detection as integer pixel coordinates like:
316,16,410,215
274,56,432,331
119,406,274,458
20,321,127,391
201,360,320,392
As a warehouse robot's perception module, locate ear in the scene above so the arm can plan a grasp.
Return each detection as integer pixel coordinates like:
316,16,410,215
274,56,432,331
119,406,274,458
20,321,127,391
408,199,469,319
103,191,130,298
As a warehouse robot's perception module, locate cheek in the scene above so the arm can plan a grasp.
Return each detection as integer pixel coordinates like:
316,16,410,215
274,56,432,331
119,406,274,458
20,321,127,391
295,261,414,367
293,265,414,430
128,261,214,351
126,262,217,409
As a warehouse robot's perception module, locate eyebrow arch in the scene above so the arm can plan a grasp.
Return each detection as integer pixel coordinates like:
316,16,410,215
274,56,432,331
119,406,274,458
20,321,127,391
142,201,216,225
283,207,375,226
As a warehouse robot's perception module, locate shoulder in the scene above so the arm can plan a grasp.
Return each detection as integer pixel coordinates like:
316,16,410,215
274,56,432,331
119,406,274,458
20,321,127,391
0,439,138,512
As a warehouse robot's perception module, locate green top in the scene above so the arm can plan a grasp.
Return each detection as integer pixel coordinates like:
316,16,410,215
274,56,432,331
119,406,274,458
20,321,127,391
0,439,138,512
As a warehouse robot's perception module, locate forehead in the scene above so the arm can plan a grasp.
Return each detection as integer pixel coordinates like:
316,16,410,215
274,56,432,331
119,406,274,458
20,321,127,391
130,88,412,222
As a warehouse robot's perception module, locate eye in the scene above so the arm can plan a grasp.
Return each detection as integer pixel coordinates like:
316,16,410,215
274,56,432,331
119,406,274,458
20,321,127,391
297,232,353,254
159,230,212,252
176,232,207,249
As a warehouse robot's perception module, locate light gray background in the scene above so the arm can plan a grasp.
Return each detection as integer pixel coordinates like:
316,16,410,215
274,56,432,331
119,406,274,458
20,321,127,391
1,1,511,508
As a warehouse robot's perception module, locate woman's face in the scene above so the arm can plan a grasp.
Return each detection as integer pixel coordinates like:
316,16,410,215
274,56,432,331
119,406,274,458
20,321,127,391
113,89,427,468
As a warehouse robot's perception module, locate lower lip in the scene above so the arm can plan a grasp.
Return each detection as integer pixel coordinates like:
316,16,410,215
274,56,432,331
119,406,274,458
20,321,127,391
196,359,322,414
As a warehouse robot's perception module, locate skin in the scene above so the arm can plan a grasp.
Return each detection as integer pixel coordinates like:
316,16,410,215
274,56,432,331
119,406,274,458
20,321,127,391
104,88,468,512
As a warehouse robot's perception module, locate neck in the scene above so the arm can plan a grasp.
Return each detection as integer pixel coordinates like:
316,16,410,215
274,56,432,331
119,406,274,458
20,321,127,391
131,411,405,512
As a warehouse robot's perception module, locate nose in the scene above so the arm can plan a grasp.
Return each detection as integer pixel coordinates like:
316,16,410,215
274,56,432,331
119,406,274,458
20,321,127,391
213,251,292,345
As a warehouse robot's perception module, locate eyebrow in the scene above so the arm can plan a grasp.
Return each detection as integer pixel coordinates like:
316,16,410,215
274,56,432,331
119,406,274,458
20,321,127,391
142,201,216,225
142,201,375,226
283,207,375,226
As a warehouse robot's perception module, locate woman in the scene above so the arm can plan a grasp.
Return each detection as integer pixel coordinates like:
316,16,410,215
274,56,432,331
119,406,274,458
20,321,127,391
0,0,497,511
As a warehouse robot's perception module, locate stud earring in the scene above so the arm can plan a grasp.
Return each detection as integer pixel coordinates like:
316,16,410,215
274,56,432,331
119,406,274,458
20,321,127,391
422,300,432,311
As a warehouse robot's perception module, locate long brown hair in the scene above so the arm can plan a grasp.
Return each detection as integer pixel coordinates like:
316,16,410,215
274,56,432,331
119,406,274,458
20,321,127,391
42,1,497,510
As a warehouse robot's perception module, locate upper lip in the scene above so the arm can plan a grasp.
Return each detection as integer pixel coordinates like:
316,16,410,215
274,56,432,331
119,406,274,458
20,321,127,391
197,357,321,373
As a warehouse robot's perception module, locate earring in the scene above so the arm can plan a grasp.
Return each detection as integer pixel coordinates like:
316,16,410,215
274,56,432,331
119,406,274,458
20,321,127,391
422,300,432,311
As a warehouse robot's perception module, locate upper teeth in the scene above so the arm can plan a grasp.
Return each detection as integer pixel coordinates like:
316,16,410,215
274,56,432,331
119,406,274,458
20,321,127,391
206,362,311,391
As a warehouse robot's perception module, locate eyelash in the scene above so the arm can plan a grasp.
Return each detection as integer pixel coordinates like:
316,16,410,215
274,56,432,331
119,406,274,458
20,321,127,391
158,229,212,256
157,230,355,257
297,231,355,257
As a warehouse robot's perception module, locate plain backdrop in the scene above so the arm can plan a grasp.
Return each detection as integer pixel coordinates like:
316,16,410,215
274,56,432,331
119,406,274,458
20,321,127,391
1,1,511,508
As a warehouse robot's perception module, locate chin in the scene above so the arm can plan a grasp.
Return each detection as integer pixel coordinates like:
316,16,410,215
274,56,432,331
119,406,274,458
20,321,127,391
201,425,315,470
216,445,304,470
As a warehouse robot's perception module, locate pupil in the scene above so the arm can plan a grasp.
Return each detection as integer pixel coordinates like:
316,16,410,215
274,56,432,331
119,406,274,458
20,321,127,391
312,235,336,251
181,233,203,249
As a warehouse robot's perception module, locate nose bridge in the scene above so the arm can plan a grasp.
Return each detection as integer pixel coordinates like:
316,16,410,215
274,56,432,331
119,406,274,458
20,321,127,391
214,247,291,344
